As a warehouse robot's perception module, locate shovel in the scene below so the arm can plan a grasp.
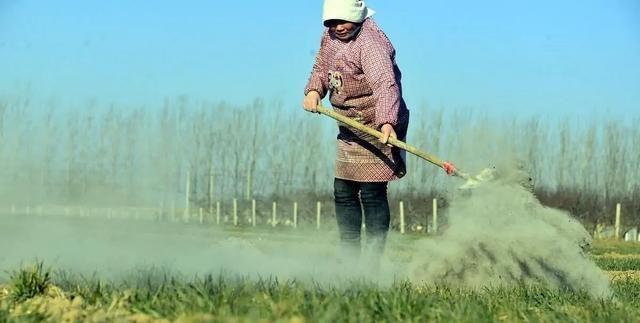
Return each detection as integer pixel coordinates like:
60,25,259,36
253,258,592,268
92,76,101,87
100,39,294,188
315,104,494,189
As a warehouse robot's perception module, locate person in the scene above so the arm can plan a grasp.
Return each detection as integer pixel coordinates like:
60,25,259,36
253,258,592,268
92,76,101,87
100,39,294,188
302,0,410,266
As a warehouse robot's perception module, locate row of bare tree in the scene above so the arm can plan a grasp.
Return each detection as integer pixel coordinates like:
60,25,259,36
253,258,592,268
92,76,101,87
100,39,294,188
0,96,637,226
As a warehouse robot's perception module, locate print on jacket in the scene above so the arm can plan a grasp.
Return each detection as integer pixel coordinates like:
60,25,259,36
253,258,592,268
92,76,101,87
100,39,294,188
328,71,343,95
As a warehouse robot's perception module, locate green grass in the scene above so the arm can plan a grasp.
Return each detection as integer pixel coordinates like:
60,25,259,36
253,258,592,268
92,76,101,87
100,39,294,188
84,278,639,322
1,266,639,322
7,262,51,303
2,241,640,322
593,257,640,271
589,240,640,255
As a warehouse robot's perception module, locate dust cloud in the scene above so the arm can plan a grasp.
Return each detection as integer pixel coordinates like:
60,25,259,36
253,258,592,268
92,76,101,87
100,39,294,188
407,163,611,298
0,166,610,298
0,215,387,285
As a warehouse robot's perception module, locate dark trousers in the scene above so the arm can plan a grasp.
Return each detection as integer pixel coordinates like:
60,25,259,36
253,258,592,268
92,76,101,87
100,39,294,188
334,178,390,262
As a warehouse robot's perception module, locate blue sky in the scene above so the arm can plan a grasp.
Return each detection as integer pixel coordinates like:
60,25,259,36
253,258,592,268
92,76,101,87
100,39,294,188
0,0,639,118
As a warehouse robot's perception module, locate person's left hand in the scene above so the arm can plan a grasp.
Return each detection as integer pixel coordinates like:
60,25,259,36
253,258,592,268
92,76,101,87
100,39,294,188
380,124,397,146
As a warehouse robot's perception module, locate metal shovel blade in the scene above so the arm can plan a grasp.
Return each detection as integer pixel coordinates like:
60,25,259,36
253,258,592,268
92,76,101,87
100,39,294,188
456,167,496,190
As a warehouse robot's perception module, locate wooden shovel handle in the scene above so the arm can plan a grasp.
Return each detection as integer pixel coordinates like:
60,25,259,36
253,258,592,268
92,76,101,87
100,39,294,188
316,104,449,170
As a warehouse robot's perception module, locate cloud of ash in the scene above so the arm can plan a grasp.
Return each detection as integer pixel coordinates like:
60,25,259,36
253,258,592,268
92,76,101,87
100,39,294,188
0,164,610,298
0,215,391,286
407,164,611,298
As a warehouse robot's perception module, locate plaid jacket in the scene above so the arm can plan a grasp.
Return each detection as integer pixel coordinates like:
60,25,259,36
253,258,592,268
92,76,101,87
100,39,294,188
305,18,410,182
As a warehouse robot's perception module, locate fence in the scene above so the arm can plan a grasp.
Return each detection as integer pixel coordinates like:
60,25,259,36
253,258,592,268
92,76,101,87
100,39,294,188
592,203,639,242
1,198,431,233
2,200,637,241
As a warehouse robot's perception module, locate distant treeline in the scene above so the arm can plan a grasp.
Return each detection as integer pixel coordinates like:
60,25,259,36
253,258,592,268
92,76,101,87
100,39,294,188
0,96,638,227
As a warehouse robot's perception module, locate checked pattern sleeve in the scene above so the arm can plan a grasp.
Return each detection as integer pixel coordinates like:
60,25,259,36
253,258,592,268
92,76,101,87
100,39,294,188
360,36,401,127
305,32,330,98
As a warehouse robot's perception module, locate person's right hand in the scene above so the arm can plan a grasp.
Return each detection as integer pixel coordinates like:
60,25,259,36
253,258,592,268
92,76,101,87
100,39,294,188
303,91,321,113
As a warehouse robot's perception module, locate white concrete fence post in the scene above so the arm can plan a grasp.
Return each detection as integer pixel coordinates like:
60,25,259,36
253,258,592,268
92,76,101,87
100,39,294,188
272,202,277,228
185,171,191,221
233,198,238,226
216,201,221,225
615,203,621,240
399,201,405,234
293,202,298,229
432,198,438,234
316,201,322,230
252,199,257,227
209,167,214,219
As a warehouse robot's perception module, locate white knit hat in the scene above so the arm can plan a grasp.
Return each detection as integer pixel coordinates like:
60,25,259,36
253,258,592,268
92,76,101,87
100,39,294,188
323,0,375,26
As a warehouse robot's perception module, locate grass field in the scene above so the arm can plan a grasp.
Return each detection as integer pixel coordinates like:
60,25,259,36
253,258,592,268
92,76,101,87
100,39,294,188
1,223,639,323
